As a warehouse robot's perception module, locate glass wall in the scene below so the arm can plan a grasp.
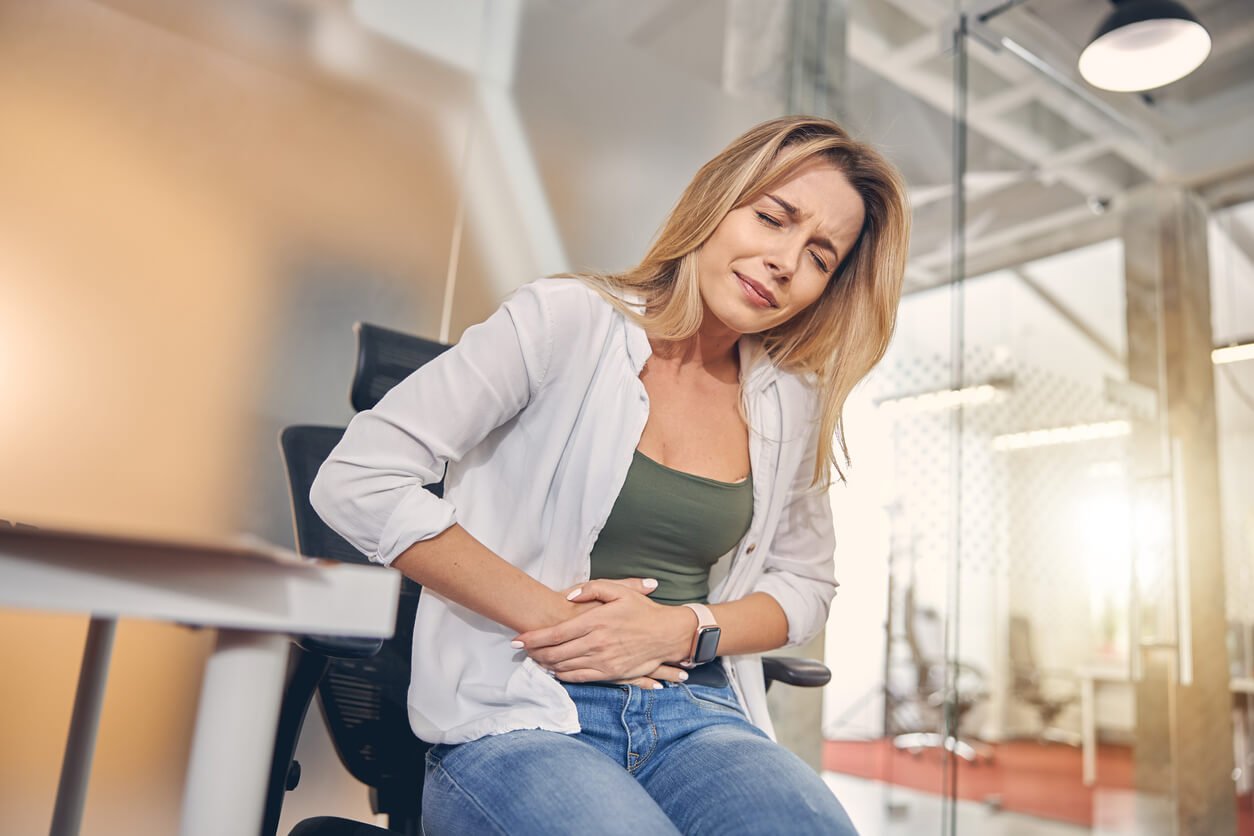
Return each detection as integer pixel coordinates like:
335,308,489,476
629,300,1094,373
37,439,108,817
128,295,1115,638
826,2,1253,835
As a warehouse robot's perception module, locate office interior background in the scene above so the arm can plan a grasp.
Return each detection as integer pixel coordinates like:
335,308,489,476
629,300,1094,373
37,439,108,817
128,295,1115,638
1,0,1252,833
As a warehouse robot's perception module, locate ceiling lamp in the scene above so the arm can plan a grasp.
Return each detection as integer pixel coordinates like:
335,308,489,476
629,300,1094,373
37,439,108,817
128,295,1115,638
1078,0,1211,92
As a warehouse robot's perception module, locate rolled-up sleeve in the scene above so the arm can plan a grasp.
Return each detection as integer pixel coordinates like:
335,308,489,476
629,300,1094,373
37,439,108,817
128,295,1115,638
309,282,551,566
750,420,838,648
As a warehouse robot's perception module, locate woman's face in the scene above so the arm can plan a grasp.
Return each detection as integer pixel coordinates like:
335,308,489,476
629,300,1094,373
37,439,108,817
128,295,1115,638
696,158,866,337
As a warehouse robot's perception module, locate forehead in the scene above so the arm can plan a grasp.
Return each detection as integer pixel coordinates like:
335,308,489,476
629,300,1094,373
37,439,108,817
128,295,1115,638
763,159,864,237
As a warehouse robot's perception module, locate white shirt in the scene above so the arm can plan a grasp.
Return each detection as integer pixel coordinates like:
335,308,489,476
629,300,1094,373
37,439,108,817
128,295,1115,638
310,277,838,744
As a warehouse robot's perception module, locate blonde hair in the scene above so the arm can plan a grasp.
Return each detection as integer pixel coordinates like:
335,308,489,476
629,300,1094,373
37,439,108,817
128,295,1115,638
565,115,909,487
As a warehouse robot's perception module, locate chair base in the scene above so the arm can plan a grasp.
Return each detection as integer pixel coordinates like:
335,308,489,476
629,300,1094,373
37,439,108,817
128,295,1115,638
1039,726,1082,747
288,815,392,836
892,732,994,764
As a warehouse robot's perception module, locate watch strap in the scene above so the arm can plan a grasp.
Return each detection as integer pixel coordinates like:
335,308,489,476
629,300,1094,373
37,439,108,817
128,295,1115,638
683,602,717,631
681,603,719,667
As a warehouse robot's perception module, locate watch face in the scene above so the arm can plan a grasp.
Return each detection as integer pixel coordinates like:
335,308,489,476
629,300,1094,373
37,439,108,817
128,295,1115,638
694,626,721,664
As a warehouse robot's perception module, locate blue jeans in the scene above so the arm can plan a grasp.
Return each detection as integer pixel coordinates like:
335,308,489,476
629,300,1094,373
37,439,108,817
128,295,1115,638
421,681,858,835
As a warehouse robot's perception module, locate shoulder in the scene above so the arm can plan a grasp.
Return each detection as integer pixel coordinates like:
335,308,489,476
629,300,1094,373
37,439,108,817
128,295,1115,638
504,277,619,333
497,277,624,386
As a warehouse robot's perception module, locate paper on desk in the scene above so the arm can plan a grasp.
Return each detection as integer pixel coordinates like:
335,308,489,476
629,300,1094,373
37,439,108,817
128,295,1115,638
0,523,322,568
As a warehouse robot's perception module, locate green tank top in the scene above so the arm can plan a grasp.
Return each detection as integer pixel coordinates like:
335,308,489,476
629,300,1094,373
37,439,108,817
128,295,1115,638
588,449,754,605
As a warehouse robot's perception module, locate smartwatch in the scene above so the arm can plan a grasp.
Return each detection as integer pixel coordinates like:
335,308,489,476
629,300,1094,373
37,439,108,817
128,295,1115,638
681,603,721,668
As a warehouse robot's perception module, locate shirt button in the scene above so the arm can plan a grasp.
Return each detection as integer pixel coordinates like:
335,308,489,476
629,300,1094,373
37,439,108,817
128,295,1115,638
746,543,757,553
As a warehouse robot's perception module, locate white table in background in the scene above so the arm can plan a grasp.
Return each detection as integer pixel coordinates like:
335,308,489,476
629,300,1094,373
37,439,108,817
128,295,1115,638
1078,663,1132,787
1231,676,1254,794
1079,666,1254,789
0,525,400,836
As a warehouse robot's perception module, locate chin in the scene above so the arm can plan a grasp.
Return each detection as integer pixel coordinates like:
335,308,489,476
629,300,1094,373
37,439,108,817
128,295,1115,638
710,303,778,336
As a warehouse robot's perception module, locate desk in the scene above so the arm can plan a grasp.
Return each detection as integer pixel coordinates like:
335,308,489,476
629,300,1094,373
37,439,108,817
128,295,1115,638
1078,664,1132,787
0,525,400,836
1079,666,1254,789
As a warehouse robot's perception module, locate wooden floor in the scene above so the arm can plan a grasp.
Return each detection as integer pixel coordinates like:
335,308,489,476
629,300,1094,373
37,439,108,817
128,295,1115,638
824,738,1254,831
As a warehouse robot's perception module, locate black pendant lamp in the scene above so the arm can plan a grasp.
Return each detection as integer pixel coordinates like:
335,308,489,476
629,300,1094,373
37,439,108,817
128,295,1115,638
1078,0,1211,92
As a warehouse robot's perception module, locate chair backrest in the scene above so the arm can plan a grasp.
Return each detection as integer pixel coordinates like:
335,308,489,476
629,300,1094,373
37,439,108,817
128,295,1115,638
902,584,944,682
279,425,371,566
278,323,451,831
1008,614,1039,693
350,322,453,412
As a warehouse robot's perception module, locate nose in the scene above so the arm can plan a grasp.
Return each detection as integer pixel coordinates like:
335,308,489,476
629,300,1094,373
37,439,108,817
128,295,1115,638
763,235,806,282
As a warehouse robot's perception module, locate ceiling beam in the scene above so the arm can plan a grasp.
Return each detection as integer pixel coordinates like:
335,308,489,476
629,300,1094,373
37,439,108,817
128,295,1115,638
908,203,1119,288
872,0,1163,178
1012,267,1124,365
848,17,1125,199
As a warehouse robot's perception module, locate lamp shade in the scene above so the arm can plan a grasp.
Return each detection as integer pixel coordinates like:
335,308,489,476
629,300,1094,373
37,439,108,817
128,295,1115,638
1078,0,1211,92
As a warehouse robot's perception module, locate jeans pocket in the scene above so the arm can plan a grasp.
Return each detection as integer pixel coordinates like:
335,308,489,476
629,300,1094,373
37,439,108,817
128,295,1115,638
425,743,452,774
680,683,745,716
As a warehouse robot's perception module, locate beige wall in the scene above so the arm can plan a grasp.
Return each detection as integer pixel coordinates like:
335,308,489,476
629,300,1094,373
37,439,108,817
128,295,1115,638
0,1,485,831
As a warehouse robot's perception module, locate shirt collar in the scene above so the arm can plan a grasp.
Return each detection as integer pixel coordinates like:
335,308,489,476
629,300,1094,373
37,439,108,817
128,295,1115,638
737,335,779,394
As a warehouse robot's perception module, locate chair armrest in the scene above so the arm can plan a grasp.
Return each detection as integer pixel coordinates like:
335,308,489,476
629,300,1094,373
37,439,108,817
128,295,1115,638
762,656,831,688
295,634,384,659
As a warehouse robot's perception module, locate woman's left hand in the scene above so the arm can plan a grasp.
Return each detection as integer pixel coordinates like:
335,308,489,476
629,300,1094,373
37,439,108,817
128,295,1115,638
512,580,694,684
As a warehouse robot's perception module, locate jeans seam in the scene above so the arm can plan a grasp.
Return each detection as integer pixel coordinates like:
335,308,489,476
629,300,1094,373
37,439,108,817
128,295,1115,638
429,759,512,836
620,685,634,771
628,686,660,774
678,683,743,716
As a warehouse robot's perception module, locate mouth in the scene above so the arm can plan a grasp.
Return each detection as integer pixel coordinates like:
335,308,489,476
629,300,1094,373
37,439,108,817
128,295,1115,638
735,272,778,309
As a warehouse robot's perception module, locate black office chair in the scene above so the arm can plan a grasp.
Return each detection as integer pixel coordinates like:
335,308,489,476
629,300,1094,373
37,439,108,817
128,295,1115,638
264,321,832,836
1008,614,1080,746
891,585,991,763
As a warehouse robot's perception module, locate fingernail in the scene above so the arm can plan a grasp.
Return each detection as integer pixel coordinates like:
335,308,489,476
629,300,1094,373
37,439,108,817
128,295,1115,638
678,671,689,681
565,588,582,600
642,578,658,589
652,682,664,690
510,640,524,649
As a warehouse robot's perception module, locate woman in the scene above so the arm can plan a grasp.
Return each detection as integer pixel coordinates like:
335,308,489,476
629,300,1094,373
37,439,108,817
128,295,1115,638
311,115,908,834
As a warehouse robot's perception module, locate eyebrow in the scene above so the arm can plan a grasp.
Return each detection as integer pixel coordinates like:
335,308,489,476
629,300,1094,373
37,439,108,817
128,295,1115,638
765,193,841,263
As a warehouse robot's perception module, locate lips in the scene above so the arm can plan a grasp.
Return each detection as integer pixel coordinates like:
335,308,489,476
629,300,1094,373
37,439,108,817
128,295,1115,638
735,272,778,308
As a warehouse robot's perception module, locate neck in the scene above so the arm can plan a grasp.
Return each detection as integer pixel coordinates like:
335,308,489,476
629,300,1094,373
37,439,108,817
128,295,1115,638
648,302,742,373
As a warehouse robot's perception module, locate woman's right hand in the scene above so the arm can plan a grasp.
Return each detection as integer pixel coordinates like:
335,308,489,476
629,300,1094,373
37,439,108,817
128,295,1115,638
547,577,689,690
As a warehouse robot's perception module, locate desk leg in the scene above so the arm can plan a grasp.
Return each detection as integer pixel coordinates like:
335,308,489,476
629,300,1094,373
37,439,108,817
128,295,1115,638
1237,696,1251,795
50,617,117,836
1081,675,1096,787
179,630,288,836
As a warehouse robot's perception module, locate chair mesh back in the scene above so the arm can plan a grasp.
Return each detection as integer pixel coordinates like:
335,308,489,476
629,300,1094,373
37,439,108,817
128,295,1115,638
279,425,372,566
350,323,452,413
278,423,429,825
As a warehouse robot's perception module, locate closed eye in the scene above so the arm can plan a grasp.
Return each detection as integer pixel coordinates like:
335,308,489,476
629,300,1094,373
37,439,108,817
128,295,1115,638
758,209,831,272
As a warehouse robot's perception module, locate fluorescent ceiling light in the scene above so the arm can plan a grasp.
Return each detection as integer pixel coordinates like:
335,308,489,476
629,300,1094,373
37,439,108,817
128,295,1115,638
1078,0,1210,92
877,383,1004,416
993,420,1131,451
1213,342,1254,365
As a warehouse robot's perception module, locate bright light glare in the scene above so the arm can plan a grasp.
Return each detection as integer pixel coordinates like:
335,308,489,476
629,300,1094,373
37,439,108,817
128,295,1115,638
1081,493,1131,582
877,384,999,416
1079,18,1211,92
992,420,1131,451
1212,343,1254,365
